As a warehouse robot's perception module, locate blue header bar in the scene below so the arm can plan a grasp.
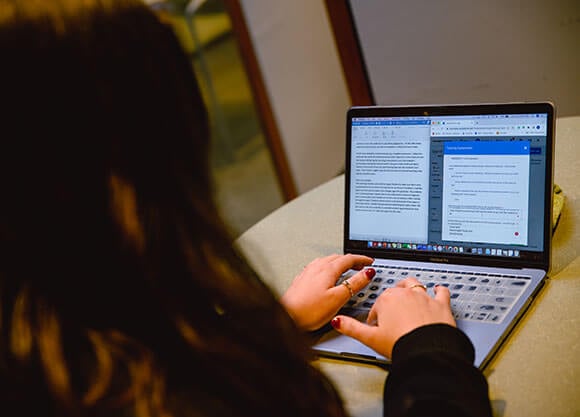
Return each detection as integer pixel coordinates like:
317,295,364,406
444,140,531,155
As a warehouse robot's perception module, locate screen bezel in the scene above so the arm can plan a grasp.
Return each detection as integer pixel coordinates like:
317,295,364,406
344,102,554,271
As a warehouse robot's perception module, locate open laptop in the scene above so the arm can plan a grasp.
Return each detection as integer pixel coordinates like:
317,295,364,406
313,102,554,369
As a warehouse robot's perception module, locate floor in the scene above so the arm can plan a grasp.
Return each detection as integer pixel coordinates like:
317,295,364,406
165,3,285,238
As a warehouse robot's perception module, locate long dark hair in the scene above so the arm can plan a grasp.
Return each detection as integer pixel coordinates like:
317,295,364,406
0,1,346,416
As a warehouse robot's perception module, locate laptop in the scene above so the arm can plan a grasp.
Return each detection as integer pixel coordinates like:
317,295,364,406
312,102,554,369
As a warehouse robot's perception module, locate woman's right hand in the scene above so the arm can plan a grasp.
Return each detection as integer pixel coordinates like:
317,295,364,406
329,277,456,358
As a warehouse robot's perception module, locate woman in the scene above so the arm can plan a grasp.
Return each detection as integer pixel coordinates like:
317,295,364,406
0,1,492,416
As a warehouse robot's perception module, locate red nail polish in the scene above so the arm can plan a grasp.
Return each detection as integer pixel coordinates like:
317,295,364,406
330,317,341,329
365,268,376,280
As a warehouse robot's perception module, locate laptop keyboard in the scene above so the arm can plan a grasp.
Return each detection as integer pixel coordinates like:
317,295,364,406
338,264,531,324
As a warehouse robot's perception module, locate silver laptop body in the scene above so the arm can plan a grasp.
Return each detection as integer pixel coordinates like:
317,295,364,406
313,102,554,369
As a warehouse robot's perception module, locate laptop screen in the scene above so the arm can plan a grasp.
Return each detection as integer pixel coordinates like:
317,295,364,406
345,103,554,270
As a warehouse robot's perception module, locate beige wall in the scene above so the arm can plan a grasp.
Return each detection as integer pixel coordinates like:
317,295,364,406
238,0,351,195
349,0,580,116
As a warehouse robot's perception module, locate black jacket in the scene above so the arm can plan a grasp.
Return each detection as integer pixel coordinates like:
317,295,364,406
384,324,493,417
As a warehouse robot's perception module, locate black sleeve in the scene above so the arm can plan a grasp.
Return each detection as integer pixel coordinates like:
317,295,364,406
383,324,493,417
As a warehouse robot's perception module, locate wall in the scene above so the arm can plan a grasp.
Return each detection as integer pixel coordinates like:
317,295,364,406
238,0,351,195
349,0,580,116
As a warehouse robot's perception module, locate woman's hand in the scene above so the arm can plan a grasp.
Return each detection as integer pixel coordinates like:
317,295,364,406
280,254,375,331
330,277,456,358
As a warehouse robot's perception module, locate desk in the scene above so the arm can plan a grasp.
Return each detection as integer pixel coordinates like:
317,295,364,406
236,116,580,417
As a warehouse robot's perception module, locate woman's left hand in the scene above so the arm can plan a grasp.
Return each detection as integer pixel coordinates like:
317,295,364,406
280,254,375,331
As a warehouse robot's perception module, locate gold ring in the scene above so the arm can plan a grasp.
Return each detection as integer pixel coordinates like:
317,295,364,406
342,280,355,298
409,283,428,292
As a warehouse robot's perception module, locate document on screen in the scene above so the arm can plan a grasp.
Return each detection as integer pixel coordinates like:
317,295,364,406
349,121,431,243
442,141,530,245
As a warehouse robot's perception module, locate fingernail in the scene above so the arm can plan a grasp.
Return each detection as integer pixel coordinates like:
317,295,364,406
330,317,341,329
365,268,376,280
